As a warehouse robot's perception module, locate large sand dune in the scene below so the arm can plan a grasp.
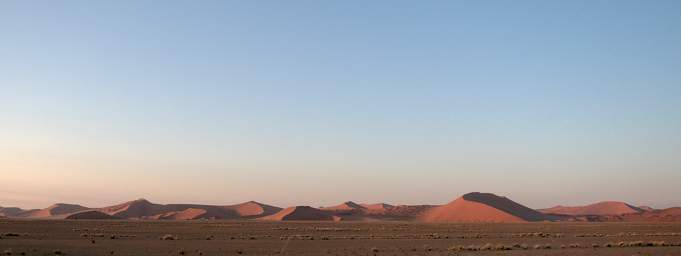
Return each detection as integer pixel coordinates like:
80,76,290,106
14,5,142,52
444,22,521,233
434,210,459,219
224,201,282,218
0,206,25,217
420,192,551,223
18,203,90,218
539,201,643,216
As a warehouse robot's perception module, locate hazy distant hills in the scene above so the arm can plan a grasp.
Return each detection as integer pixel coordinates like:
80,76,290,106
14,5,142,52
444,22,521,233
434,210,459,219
2,192,679,222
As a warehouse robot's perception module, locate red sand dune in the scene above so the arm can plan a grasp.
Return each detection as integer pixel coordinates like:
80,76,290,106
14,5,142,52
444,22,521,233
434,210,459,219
321,201,366,214
0,206,25,217
619,207,681,222
360,203,394,211
98,199,168,219
99,199,279,219
18,203,89,218
259,206,336,221
420,192,551,223
359,203,395,215
3,195,678,222
321,201,432,220
153,208,209,220
539,201,643,216
65,210,117,220
375,204,435,220
224,201,282,218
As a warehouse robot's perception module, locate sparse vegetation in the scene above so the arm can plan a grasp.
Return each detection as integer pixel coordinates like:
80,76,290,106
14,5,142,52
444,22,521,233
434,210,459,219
2,220,681,255
160,234,177,240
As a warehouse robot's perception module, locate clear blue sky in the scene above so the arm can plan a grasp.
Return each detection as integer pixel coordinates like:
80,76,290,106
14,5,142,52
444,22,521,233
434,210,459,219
1,1,680,209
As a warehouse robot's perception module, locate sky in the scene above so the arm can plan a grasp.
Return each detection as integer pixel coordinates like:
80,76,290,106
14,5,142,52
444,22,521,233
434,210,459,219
1,1,681,210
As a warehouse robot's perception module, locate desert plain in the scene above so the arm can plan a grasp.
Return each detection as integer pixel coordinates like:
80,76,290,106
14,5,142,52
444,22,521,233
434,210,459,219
2,219,681,256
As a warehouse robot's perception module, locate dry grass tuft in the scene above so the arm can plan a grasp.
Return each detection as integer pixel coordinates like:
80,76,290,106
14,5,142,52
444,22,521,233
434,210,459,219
160,234,177,240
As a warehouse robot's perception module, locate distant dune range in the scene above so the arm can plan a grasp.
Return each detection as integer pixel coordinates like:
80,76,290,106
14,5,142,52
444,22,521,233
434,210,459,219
2,192,680,222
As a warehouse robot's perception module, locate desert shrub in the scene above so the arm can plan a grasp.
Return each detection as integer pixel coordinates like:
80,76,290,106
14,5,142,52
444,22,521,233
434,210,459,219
651,241,667,246
533,244,542,250
371,247,379,253
629,241,644,247
109,234,117,240
447,245,463,251
3,249,12,256
160,234,177,240
618,241,627,247
481,243,492,250
560,244,566,249
466,245,479,251
53,249,63,255
499,244,512,250
592,243,599,248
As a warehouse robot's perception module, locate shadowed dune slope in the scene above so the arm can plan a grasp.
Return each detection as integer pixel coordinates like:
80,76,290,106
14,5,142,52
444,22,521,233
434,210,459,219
540,201,643,216
65,210,117,220
420,192,551,223
0,207,25,217
260,206,336,221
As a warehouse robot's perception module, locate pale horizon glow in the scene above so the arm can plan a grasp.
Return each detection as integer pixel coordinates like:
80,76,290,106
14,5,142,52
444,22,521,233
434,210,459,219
1,1,681,210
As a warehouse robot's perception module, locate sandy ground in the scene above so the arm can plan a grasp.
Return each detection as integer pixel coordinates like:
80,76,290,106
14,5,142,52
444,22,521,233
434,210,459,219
2,219,681,255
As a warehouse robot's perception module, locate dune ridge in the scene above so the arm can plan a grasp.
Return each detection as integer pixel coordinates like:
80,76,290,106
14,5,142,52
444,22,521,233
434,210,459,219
539,201,643,216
